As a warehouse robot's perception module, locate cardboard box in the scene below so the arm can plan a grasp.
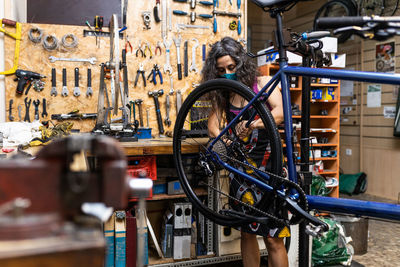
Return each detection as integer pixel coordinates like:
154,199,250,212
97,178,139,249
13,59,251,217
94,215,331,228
257,46,303,66
168,180,184,195
173,231,191,259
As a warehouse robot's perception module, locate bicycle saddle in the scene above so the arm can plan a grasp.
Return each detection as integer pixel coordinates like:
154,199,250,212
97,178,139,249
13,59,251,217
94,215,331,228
251,0,307,9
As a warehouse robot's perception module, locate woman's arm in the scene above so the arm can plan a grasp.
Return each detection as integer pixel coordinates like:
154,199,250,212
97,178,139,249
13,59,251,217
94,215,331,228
208,109,221,138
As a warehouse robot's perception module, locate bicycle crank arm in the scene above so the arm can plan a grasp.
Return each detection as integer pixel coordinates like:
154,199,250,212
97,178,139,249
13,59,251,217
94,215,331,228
285,197,329,231
220,209,274,226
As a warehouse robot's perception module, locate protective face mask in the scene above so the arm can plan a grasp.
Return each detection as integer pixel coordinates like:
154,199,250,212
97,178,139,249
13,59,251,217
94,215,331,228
219,73,237,80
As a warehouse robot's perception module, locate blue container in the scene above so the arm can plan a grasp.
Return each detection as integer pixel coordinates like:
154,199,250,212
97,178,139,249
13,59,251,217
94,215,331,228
136,128,152,139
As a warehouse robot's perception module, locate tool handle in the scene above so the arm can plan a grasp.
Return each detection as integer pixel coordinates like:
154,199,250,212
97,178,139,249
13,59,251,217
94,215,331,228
199,14,213,18
16,78,27,94
138,103,144,127
62,68,67,86
177,63,182,80
199,1,214,6
87,68,92,87
237,0,241,9
153,97,164,134
173,10,188,15
154,5,161,22
213,15,217,33
74,68,79,87
184,42,189,77
202,44,206,62
51,68,56,87
173,0,189,2
2,18,16,26
238,17,241,35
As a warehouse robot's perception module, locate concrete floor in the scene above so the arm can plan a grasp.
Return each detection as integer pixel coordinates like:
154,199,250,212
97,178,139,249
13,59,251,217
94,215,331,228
213,193,400,267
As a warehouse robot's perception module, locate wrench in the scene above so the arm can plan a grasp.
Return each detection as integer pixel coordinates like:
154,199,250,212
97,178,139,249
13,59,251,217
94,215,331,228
17,105,22,121
49,56,97,65
8,99,14,121
24,97,32,122
61,68,68,97
73,67,81,97
33,99,40,121
86,68,93,96
50,68,57,96
190,38,199,73
163,37,173,74
173,34,182,80
164,89,173,127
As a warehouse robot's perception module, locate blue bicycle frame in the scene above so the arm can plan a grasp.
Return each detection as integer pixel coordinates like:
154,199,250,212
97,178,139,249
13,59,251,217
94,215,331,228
208,11,400,222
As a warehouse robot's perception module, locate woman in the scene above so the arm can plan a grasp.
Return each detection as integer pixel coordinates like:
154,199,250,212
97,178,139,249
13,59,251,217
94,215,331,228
202,36,288,267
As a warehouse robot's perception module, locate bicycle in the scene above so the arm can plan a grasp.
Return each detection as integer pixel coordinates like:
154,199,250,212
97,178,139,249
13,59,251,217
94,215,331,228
173,0,400,238
313,0,399,43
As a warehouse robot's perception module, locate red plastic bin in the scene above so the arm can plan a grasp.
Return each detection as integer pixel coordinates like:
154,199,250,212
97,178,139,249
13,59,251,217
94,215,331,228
126,156,157,180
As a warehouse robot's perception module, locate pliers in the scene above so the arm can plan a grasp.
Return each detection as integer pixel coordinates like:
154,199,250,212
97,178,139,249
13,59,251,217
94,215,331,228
144,42,153,58
134,63,146,87
147,64,163,85
125,35,133,53
155,41,162,55
136,41,144,57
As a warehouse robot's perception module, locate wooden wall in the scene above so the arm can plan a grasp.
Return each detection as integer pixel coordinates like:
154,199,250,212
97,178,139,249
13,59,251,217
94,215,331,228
248,1,400,201
4,1,247,134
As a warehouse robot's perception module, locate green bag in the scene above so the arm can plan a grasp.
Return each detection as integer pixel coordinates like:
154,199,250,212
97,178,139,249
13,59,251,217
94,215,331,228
311,175,332,196
312,217,353,266
339,172,367,195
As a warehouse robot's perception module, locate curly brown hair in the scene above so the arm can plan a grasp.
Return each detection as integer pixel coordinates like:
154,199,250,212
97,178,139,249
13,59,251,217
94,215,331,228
201,36,258,88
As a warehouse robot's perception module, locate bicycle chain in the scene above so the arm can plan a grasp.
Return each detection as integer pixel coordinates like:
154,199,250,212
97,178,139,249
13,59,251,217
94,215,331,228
207,147,309,226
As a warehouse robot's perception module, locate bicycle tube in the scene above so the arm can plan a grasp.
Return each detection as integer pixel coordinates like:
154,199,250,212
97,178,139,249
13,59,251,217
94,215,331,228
173,79,283,227
313,0,357,43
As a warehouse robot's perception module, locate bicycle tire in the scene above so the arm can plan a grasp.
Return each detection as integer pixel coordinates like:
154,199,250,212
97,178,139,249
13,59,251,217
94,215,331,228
173,79,283,227
313,0,358,43
383,0,399,15
359,0,384,16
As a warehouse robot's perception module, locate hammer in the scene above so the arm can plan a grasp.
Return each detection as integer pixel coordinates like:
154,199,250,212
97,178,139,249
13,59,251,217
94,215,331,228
148,89,164,135
135,99,144,127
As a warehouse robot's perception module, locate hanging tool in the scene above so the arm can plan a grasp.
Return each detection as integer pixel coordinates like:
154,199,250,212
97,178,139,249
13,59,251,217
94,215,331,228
32,99,40,121
202,44,206,67
184,40,189,77
162,0,168,39
176,90,182,114
94,16,104,31
147,64,163,85
190,38,199,73
154,0,161,22
176,24,210,30
85,20,98,46
8,99,14,121
148,90,165,135
14,69,45,95
172,10,213,23
50,68,57,96
136,41,145,57
134,63,146,87
173,0,213,8
125,36,133,53
237,0,242,35
163,37,173,74
24,97,32,122
73,68,81,97
142,11,151,29
212,10,241,33
42,98,48,118
0,19,22,75
135,99,144,128
17,105,22,121
155,41,162,55
86,68,93,97
121,49,129,105
173,34,183,80
61,68,68,97
144,43,153,58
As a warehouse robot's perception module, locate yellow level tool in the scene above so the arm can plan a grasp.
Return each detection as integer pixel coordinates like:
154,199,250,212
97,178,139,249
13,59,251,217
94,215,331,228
0,18,21,75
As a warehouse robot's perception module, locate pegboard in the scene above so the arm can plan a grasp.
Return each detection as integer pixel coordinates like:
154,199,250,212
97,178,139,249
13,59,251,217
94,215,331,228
4,0,247,135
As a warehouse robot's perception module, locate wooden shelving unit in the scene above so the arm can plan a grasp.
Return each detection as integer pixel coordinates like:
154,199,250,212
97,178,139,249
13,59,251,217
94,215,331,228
259,64,340,198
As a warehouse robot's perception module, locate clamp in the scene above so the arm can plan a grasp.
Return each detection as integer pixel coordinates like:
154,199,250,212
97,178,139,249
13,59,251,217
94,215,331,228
155,41,162,55
136,41,144,57
134,63,146,87
147,64,163,85
144,42,153,58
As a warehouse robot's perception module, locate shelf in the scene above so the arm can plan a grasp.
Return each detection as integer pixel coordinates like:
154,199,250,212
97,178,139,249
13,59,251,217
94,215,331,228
310,99,338,103
292,115,338,119
311,83,339,87
311,157,338,161
149,188,207,201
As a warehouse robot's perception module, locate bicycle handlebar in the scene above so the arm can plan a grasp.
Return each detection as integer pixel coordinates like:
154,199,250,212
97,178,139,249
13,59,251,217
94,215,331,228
315,16,367,29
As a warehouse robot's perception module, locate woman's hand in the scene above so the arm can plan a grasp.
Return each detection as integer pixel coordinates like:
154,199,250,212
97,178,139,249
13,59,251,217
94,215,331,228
235,120,255,140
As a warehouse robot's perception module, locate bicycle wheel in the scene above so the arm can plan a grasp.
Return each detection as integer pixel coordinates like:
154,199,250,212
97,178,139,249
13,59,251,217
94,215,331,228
313,0,358,43
383,0,399,16
173,79,283,227
359,0,384,16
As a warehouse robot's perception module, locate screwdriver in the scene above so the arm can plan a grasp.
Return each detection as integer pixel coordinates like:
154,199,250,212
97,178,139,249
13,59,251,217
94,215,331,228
85,20,98,46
